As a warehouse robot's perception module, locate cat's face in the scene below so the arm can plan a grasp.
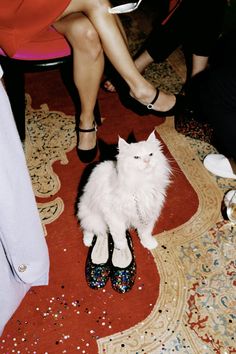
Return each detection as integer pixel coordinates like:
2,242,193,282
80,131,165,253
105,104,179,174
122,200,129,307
117,131,164,171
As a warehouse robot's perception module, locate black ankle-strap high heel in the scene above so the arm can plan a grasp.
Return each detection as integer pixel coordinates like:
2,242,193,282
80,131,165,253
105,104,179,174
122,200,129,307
145,89,184,117
76,101,101,164
77,123,98,164
124,88,185,117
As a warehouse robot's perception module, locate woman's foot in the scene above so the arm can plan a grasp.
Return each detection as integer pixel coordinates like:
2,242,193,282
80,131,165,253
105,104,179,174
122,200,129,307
108,83,179,114
102,78,116,93
145,89,177,112
130,87,181,117
77,121,98,163
78,124,97,150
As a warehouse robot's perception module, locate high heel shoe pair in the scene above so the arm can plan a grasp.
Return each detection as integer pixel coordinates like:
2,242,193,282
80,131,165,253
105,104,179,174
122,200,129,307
77,88,184,163
85,231,136,293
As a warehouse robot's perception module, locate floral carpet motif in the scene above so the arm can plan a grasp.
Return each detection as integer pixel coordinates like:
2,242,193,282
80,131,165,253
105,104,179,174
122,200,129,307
187,137,236,195
183,220,236,353
98,120,236,354
25,94,76,233
4,5,234,352
23,95,236,354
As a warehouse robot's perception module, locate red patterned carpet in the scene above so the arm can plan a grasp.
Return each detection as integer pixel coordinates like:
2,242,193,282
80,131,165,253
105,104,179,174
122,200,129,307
1,69,235,354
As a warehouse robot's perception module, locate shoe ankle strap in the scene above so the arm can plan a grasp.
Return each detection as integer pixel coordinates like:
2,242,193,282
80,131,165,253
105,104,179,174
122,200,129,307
78,122,97,133
147,89,160,110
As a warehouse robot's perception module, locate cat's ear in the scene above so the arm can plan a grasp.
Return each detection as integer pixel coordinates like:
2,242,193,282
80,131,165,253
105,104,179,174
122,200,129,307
118,136,129,151
147,130,157,142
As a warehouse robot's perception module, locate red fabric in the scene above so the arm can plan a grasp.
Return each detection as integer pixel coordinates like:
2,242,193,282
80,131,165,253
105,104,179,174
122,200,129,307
163,0,182,24
0,0,181,61
0,0,71,57
0,27,71,60
169,0,182,12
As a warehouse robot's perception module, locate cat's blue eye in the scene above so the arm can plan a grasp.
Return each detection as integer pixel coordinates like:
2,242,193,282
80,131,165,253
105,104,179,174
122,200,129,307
134,156,140,159
149,153,153,156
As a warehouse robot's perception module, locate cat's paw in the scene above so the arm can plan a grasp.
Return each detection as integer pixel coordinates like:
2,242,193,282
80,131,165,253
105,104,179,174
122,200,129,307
83,232,94,247
114,238,128,250
141,237,158,250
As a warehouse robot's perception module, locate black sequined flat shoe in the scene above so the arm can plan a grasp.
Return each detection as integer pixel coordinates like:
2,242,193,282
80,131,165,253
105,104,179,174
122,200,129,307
110,231,136,294
85,234,112,290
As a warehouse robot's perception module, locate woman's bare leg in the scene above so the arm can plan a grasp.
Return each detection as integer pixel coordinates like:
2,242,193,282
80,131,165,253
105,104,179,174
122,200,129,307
191,54,208,77
134,50,154,74
103,14,129,93
57,0,176,112
103,49,154,92
53,13,104,151
115,14,128,45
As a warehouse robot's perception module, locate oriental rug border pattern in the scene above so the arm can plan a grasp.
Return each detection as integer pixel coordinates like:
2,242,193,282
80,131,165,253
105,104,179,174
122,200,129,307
98,119,236,354
24,98,236,353
25,94,76,235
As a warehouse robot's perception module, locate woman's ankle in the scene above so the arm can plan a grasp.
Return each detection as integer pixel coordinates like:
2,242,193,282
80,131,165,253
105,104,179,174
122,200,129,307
79,114,95,129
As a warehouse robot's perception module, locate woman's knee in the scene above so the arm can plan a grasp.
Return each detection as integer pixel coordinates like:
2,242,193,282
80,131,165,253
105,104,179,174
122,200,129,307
55,14,103,58
67,16,102,58
59,0,111,16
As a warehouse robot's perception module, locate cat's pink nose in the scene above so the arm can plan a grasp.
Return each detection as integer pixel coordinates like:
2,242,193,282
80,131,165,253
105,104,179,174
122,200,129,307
144,158,150,163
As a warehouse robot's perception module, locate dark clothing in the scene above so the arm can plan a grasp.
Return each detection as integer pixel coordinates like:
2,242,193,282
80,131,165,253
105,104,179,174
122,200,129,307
144,0,227,63
188,31,236,160
142,0,234,159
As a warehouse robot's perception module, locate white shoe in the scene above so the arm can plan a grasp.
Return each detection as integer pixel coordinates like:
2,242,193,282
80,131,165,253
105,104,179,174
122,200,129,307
203,154,236,179
224,189,236,207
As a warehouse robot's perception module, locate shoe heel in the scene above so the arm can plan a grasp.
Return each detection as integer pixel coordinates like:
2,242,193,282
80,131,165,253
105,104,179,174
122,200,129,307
77,122,98,163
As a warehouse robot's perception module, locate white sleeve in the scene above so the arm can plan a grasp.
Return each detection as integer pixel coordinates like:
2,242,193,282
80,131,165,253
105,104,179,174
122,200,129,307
0,65,3,79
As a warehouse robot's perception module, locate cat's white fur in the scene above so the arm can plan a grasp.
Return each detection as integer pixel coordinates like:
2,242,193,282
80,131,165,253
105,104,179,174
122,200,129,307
77,131,171,250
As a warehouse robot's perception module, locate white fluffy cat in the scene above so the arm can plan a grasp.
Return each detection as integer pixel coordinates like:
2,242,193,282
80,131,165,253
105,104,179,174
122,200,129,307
77,131,171,250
